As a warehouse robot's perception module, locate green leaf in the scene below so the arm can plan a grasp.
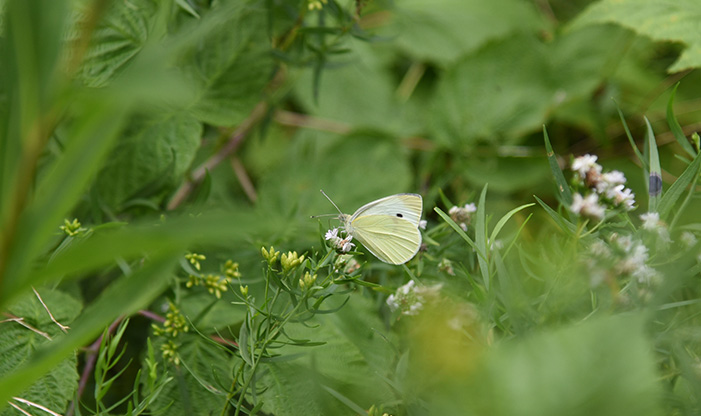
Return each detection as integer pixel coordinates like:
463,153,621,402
0,254,180,407
185,4,272,127
474,185,490,291
427,315,663,415
657,149,701,220
489,203,535,245
571,0,701,72
533,195,577,235
0,290,80,416
95,113,202,209
432,26,624,146
387,0,544,65
645,117,662,212
543,125,572,207
73,0,158,87
666,83,696,157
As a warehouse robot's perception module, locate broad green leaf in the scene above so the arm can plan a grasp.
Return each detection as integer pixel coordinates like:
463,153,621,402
387,0,544,65
571,0,701,72
185,4,272,127
0,290,81,416
95,113,202,209
293,42,398,132
74,0,157,87
0,254,180,407
460,155,550,193
426,315,663,415
432,26,625,146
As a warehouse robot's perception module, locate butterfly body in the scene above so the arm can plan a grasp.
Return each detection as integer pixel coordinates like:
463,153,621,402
336,193,423,265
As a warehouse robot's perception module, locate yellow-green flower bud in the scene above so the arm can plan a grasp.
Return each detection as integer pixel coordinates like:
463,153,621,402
281,251,304,273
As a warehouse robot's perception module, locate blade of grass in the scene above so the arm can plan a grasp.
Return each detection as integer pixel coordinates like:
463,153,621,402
614,99,646,170
0,253,180,406
474,184,490,291
489,203,534,245
658,149,701,221
667,82,696,158
645,117,662,213
543,126,572,206
533,195,576,235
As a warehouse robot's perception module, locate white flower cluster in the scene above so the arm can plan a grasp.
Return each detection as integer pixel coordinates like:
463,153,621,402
386,280,442,316
449,203,477,231
586,234,659,287
325,228,355,253
570,154,635,220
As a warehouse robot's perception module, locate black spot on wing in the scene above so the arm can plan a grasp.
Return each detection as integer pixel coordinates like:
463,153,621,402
396,213,403,218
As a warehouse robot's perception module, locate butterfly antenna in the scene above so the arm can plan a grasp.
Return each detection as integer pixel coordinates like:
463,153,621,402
319,189,343,215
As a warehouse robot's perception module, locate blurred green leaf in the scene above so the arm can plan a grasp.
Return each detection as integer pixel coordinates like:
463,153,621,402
428,315,663,415
572,0,701,72
0,290,80,416
543,125,573,207
432,26,625,145
657,149,701,220
0,254,179,407
95,113,202,209
388,0,544,65
185,4,272,127
666,83,696,157
74,0,157,87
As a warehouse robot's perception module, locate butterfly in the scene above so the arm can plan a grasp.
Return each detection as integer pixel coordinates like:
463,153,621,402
317,190,423,265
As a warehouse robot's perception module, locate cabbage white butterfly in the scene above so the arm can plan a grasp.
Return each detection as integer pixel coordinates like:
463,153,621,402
318,190,423,265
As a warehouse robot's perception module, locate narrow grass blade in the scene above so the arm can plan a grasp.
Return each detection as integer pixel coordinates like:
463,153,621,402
543,126,572,206
614,100,646,170
474,184,490,291
533,195,576,235
490,203,535,244
0,254,180,405
667,83,696,158
657,150,701,221
645,117,662,213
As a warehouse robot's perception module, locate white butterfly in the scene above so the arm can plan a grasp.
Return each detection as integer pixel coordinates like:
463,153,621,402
318,190,423,265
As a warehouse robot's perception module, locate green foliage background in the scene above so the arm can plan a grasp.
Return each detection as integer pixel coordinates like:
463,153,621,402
1,0,701,415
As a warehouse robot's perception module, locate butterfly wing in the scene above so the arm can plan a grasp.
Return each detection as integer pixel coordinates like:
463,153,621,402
350,194,423,225
350,214,422,265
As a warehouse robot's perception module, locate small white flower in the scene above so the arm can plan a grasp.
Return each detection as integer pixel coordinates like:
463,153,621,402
589,239,611,258
386,280,442,317
640,212,660,230
340,237,355,253
449,203,477,226
606,184,635,211
570,193,605,219
680,231,697,248
325,228,339,240
419,220,427,230
602,170,626,186
572,154,602,179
